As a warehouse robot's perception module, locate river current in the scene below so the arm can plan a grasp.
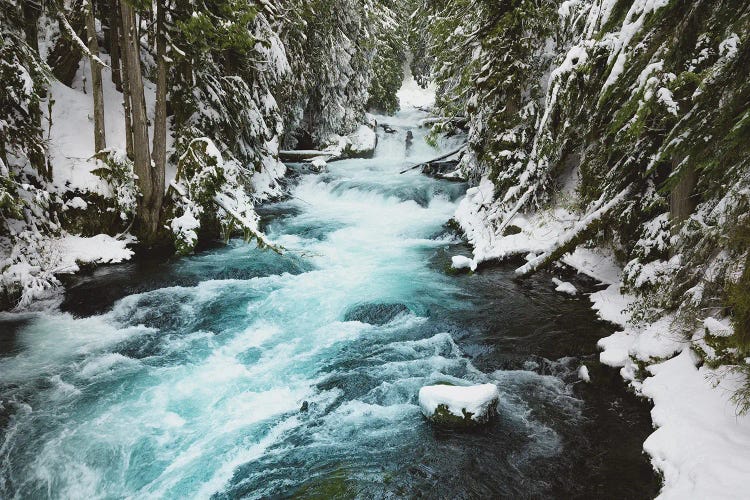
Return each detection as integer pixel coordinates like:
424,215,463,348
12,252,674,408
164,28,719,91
0,110,658,498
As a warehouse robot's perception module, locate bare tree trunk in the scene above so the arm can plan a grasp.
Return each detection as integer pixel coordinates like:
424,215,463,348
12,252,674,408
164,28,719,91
151,1,167,230
22,0,40,54
85,0,107,153
108,0,122,90
120,0,159,243
116,0,133,158
670,158,697,223
23,0,48,179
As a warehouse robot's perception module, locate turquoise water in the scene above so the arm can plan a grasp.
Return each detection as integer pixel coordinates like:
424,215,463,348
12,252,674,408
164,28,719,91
0,112,658,498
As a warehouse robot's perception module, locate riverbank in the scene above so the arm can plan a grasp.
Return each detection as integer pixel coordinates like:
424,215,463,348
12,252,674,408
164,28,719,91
453,184,750,498
0,104,663,498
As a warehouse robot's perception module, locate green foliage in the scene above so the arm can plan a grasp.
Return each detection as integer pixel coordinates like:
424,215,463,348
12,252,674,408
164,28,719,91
175,139,226,207
728,223,750,355
175,0,259,63
92,149,138,222
0,5,47,178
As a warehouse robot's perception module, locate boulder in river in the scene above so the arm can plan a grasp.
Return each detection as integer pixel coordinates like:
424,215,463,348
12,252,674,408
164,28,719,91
419,383,499,427
343,302,410,325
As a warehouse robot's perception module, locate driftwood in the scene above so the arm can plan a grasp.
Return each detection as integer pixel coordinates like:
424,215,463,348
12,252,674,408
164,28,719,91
398,145,466,174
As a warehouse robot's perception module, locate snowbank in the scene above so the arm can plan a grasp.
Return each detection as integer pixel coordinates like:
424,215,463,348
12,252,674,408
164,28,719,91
454,194,750,496
1,234,134,308
418,383,499,426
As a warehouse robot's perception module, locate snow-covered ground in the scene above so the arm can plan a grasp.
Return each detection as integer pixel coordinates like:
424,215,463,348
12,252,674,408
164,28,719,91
454,200,750,498
397,60,436,110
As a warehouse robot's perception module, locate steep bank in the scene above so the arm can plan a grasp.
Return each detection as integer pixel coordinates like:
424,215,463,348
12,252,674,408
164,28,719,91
414,0,750,496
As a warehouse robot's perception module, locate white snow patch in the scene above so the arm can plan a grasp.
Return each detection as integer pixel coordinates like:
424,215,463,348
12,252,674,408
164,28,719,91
57,234,134,270
64,197,88,211
642,350,750,499
451,255,475,271
577,365,590,382
703,317,733,337
552,277,577,295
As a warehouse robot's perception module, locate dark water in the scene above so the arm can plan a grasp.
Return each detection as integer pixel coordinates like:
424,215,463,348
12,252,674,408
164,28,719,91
0,113,659,498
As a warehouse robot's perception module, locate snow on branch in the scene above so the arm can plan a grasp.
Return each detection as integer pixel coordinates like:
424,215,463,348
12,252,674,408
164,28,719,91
212,193,282,254
56,5,109,68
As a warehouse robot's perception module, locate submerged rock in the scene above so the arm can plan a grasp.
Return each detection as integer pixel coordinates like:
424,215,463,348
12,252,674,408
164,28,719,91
343,302,410,325
419,383,499,427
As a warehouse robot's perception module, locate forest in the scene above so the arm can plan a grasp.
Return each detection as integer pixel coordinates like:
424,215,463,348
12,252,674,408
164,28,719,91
1,0,749,497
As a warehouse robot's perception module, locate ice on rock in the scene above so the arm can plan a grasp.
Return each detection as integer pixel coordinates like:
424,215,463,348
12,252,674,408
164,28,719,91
418,383,499,427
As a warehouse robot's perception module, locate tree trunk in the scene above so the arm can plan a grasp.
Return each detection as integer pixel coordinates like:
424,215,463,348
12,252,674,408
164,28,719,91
120,1,158,243
107,0,122,90
116,0,133,158
23,0,48,178
151,2,167,230
85,0,107,153
22,0,40,54
670,158,697,223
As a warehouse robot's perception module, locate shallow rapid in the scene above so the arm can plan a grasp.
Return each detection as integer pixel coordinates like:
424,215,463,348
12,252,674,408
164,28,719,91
0,110,658,498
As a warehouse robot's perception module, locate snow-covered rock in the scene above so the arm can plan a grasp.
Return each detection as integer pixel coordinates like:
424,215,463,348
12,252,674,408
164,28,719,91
451,255,475,271
346,124,378,158
310,157,328,172
418,383,499,427
552,277,577,295
578,365,590,382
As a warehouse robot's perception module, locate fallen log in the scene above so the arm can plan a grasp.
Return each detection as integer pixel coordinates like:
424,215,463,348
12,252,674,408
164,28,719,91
514,184,633,277
279,150,333,162
418,116,469,129
399,145,466,174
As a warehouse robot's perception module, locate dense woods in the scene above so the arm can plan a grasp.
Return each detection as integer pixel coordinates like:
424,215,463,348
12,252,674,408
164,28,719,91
0,0,411,305
2,1,750,496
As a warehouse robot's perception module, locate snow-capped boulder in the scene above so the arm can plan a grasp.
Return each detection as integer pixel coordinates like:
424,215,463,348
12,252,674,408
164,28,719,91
418,383,499,427
346,124,378,158
552,277,577,295
310,157,328,172
451,255,475,272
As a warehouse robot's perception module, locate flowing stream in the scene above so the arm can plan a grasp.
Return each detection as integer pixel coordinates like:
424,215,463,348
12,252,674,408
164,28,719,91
0,110,658,498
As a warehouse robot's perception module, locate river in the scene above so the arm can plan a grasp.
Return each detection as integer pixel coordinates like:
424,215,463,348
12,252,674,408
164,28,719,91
0,109,659,498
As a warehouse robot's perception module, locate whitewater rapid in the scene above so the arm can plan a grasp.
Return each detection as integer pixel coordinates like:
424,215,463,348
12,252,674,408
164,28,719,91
0,110,657,498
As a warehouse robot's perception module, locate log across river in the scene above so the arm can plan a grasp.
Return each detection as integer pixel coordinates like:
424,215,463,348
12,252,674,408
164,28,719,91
0,109,658,498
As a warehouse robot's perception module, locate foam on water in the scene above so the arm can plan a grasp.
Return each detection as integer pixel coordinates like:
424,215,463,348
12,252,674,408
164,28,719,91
0,109,583,498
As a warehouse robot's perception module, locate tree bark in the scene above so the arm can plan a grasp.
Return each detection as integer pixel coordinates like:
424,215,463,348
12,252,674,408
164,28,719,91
670,158,698,223
85,0,107,153
107,0,122,90
120,0,158,243
151,1,167,231
22,0,41,54
116,0,133,158
23,0,48,178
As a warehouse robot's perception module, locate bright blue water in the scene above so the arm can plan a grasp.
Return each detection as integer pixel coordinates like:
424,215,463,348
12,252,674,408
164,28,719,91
0,111,658,498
